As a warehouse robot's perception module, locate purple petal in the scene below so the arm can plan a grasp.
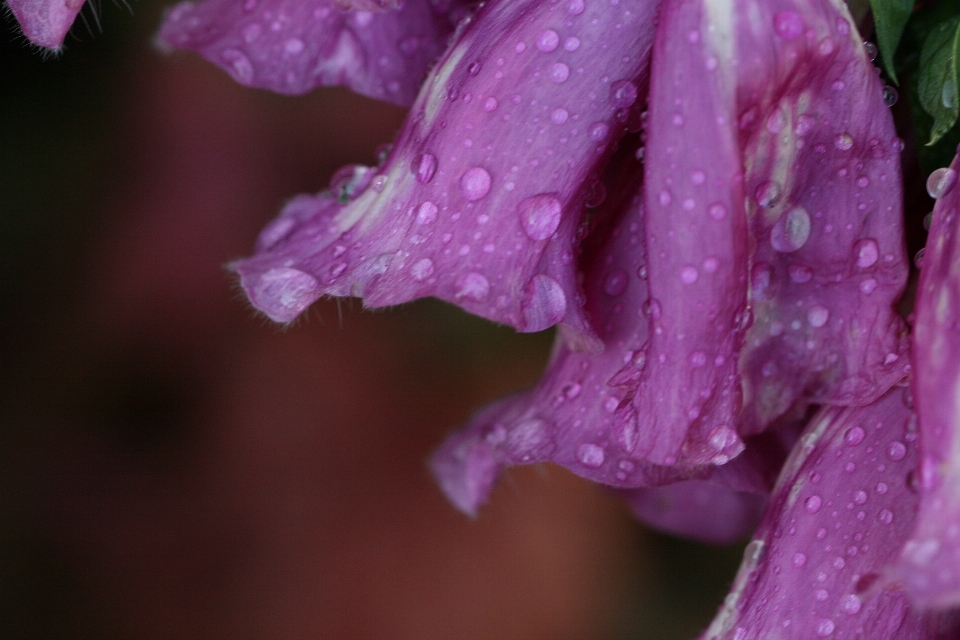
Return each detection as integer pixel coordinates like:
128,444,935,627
158,0,466,106
700,387,946,640
8,0,84,49
892,154,960,608
633,0,909,466
618,481,767,545
235,0,660,337
331,0,400,11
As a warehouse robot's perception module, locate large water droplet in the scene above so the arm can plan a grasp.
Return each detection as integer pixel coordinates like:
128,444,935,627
604,269,629,296
589,122,610,141
610,80,638,108
883,85,898,107
460,167,492,201
773,10,804,39
878,508,893,524
805,495,823,513
887,441,907,461
840,594,862,615
834,133,854,151
518,193,562,240
853,238,879,268
566,0,584,15
755,181,782,208
547,62,570,83
411,258,434,281
770,206,811,252
807,305,830,327
845,426,866,446
680,265,699,284
416,201,439,224
251,267,321,323
577,443,606,468
815,619,835,637
551,108,569,124
456,272,490,301
926,167,958,199
792,552,808,568
412,153,438,183
536,29,559,52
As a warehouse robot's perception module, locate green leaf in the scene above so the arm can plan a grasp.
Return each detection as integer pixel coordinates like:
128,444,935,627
907,70,960,176
870,0,915,84
918,15,960,146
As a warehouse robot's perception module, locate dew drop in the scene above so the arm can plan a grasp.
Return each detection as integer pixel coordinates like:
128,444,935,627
755,181,782,208
547,62,570,83
878,508,894,524
456,272,490,301
853,238,879,268
807,305,829,327
604,269,629,296
805,495,823,513
859,278,877,294
887,441,907,461
536,29,559,52
519,193,562,240
853,490,868,505
840,594,862,615
416,201,439,224
680,265,699,284
708,202,727,221
577,443,606,468
566,0,584,15
770,206,811,252
773,10,804,39
658,189,673,206
482,96,498,112
589,122,610,141
689,351,707,367
460,167,492,201
564,36,581,51
610,80,638,108
834,133,854,151
251,267,321,323
883,85,898,107
816,619,835,637
845,426,866,446
410,258,434,281
926,167,958,199
792,552,808,567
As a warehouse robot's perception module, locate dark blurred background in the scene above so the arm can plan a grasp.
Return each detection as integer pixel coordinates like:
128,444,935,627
0,2,825,638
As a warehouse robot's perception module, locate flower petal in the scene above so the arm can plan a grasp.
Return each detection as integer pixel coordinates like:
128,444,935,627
700,387,946,640
8,0,84,49
235,0,660,337
157,0,467,106
631,0,909,466
892,154,960,609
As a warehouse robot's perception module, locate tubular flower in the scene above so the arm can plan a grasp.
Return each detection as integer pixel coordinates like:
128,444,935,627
155,0,960,633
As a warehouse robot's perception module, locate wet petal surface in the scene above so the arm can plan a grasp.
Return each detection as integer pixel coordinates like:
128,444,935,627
235,0,660,337
158,0,467,106
894,154,960,609
700,387,948,640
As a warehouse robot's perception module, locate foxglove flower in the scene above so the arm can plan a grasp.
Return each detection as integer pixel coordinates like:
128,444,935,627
893,155,960,609
7,0,86,48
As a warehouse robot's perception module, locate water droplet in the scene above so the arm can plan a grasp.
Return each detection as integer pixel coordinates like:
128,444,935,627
551,108,569,125
284,37,304,55
816,619,835,637
680,265,699,284
832,79,846,91
535,29,560,53
689,351,707,367
755,181,782,208
840,594,862,615
926,167,958,199
221,49,255,84
416,201,439,225
834,133,854,151
610,80,638,108
770,206,811,252
519,193,562,240
702,257,719,273
795,114,816,136
564,36,581,51
482,96,498,112
789,264,813,284
853,490,868,505
773,10,804,39
887,441,907,461
845,426,866,446
456,272,490,301
853,238,879,268
643,298,662,320
637,265,648,280
547,62,570,83
856,175,871,188
924,212,933,230
792,552,808,567
411,258,434,281
460,167,492,201
604,269,629,296
805,495,823,513
577,443,606,468
410,153,438,184
589,122,610,141
878,508,893,524
658,189,673,206
766,109,787,133
859,278,878,294
468,61,482,76
915,248,926,269
883,85,898,107
523,274,567,331
708,202,727,221
563,382,582,399
808,305,830,327
943,79,957,109
566,0,584,15
251,267,321,323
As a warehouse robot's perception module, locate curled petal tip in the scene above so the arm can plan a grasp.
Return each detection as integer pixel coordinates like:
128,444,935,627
8,0,84,49
238,266,323,323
